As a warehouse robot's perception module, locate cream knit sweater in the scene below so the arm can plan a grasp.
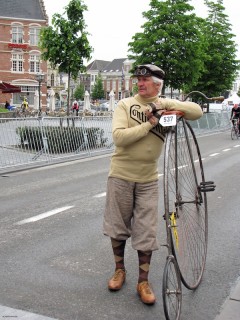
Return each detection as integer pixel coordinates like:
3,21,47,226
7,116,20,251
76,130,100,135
109,94,203,183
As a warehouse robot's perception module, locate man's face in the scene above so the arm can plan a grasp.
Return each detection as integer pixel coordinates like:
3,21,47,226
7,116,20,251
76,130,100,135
136,76,160,98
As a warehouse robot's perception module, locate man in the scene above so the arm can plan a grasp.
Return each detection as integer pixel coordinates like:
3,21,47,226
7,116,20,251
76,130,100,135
230,103,240,133
103,64,203,305
72,99,79,116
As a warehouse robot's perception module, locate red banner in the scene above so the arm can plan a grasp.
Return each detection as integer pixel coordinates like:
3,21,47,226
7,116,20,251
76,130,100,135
8,43,28,49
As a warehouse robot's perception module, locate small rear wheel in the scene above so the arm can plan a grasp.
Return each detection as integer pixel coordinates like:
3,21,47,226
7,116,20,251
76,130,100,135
162,255,182,320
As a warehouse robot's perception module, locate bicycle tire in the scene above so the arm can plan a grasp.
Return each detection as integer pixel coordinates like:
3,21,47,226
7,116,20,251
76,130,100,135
231,127,239,140
162,255,182,320
164,119,208,289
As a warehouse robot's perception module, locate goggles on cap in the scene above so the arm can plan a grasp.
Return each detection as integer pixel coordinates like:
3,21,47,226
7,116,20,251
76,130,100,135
134,67,153,77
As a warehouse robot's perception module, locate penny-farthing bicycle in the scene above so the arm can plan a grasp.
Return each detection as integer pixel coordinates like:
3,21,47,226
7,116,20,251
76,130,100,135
151,92,223,320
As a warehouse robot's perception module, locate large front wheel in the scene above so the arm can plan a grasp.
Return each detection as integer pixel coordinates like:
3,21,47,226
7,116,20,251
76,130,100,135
164,119,208,289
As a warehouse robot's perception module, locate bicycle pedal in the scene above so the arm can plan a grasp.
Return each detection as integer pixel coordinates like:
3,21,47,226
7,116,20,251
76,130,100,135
199,181,216,192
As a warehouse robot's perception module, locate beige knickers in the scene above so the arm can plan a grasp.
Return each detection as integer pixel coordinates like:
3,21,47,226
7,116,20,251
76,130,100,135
103,177,159,251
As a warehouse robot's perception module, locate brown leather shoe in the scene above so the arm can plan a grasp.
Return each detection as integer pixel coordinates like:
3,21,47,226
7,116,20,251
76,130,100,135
108,269,126,291
137,281,156,304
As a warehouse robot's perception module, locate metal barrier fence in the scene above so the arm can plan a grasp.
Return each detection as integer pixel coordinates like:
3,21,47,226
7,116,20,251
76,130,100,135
0,111,231,173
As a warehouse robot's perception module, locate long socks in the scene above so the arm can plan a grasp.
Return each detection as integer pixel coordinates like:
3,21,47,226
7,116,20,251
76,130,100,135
137,250,152,283
110,238,126,270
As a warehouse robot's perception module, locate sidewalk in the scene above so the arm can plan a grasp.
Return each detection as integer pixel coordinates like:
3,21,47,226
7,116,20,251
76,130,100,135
214,277,240,320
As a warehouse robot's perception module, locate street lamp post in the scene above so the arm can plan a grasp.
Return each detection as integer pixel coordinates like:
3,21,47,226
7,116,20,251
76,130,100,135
70,81,75,109
35,73,45,116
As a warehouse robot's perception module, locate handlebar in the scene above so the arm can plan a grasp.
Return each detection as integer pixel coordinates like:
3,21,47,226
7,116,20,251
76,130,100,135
183,91,224,102
162,110,184,117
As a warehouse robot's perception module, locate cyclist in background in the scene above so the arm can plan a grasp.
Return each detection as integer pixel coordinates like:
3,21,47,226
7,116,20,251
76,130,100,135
230,103,240,133
21,98,29,114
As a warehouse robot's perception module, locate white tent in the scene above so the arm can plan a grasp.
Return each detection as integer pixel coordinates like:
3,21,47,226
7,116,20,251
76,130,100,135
222,93,240,107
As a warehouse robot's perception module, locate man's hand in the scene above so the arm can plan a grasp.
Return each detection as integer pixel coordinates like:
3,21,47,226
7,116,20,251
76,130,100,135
145,109,159,127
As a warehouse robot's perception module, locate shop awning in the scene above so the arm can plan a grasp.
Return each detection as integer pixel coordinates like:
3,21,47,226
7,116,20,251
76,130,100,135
0,81,21,93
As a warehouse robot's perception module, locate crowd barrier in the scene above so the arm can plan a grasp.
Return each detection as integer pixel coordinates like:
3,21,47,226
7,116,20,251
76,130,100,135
0,111,231,173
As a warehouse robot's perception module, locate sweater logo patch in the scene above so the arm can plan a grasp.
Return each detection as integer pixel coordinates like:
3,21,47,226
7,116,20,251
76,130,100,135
130,104,166,141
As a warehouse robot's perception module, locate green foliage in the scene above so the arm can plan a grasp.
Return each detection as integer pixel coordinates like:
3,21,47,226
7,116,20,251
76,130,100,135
74,83,85,100
91,74,105,100
0,107,9,113
16,125,108,153
190,0,240,96
128,0,239,96
39,0,92,114
128,0,205,94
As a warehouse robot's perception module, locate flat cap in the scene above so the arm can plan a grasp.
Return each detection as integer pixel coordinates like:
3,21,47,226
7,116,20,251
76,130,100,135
131,64,165,79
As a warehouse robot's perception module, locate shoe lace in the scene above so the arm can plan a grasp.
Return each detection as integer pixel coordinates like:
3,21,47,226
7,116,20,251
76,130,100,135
113,269,124,280
141,282,152,294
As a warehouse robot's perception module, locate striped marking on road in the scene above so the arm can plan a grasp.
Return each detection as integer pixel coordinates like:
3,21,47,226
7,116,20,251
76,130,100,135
16,206,74,225
94,192,106,198
209,153,220,157
223,148,231,152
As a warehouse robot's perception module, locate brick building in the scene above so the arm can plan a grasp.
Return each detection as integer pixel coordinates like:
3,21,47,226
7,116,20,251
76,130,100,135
0,0,48,108
86,58,135,100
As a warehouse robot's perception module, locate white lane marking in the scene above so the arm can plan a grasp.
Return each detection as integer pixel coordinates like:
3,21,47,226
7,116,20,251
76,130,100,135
209,153,220,157
223,148,231,152
178,165,188,169
94,192,106,198
158,173,164,177
16,206,74,225
234,145,240,148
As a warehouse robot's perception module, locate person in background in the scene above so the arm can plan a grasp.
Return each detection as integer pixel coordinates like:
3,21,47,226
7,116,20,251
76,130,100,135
21,98,28,113
72,99,79,116
103,64,203,305
5,100,10,109
230,103,240,133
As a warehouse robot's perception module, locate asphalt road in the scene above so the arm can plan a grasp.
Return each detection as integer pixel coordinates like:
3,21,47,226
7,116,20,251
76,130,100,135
0,131,239,320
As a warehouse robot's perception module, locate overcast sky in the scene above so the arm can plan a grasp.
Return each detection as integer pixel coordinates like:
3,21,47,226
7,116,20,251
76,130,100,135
43,0,240,61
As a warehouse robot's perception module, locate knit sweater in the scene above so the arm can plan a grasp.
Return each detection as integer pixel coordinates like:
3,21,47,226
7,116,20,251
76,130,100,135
109,94,203,183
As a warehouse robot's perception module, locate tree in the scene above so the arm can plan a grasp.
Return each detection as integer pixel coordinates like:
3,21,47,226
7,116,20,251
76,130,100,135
191,0,239,96
91,74,105,100
74,83,85,100
128,0,205,95
39,0,92,115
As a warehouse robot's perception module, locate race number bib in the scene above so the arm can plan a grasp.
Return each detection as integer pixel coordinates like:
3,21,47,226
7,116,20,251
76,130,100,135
159,114,176,126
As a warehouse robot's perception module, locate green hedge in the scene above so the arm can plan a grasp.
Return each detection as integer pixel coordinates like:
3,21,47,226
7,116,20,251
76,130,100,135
16,126,108,153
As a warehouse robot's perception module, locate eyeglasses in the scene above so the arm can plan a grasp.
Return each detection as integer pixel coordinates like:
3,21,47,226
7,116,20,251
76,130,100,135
134,67,152,76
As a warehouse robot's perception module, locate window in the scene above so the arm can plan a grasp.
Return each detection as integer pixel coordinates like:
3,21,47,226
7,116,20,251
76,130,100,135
125,79,129,91
29,27,41,46
29,54,40,73
107,80,110,91
12,53,23,72
51,73,55,87
12,25,23,44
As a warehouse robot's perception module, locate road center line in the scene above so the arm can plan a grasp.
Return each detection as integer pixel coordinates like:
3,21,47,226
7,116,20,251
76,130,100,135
209,153,220,157
16,206,74,225
94,192,106,198
223,148,231,152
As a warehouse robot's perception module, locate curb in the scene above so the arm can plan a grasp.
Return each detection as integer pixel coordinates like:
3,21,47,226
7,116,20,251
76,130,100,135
214,277,240,320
